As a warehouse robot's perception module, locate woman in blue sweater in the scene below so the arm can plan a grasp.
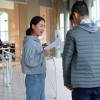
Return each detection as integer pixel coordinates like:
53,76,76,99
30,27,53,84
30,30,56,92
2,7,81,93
21,16,50,100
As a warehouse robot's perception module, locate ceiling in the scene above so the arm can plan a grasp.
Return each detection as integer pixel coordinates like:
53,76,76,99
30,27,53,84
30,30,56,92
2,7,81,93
0,0,14,9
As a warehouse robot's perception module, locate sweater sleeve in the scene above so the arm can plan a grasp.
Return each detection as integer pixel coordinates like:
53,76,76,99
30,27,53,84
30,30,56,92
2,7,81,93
23,41,45,68
62,31,75,87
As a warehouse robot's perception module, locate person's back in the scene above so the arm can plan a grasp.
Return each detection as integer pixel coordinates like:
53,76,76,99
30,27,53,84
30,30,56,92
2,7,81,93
69,20,100,87
62,1,100,100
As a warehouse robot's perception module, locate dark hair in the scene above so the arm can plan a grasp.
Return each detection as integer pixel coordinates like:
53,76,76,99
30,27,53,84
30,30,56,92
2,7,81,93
69,14,73,21
26,16,45,35
71,1,89,16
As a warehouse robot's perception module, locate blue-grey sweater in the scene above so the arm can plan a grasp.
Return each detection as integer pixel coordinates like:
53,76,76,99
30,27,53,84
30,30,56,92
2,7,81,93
21,36,46,74
63,19,100,88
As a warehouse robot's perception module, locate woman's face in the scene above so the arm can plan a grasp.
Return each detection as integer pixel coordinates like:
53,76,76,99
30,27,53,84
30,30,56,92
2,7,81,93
70,20,77,28
32,20,45,38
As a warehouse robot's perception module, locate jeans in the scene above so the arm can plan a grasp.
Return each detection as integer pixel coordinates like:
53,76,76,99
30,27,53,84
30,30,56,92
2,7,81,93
72,88,100,100
25,73,46,100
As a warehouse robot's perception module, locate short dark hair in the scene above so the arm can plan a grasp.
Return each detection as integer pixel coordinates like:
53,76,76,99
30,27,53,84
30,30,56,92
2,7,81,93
71,1,89,16
26,16,45,35
69,14,73,21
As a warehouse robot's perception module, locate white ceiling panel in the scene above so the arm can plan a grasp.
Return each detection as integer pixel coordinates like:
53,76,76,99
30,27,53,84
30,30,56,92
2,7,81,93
6,0,27,4
0,0,14,9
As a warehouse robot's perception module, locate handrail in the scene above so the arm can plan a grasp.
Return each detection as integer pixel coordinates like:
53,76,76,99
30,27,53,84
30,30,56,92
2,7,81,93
0,54,10,86
0,47,21,60
0,54,7,64
0,48,21,86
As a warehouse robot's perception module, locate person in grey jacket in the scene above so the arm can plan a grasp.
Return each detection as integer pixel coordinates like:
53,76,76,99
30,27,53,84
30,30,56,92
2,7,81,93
21,16,50,100
62,1,100,100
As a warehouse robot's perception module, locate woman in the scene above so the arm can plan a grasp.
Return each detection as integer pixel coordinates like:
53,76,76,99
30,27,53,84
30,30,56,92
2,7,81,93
21,16,50,100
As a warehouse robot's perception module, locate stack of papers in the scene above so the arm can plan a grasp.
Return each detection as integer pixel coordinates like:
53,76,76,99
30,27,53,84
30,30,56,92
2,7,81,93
44,38,61,50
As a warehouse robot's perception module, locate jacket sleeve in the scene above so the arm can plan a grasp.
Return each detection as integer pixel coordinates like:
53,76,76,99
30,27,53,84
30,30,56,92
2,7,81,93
23,41,45,68
62,31,75,88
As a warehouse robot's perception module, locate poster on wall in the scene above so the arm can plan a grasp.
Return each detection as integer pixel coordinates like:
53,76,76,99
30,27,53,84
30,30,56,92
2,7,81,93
5,0,27,4
55,30,61,58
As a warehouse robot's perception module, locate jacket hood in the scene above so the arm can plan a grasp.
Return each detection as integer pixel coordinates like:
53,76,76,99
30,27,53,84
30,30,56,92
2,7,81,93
79,18,99,33
23,35,40,45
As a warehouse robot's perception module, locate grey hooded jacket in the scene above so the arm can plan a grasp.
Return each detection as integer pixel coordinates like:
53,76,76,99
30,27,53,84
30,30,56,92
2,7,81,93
63,19,100,88
21,36,46,74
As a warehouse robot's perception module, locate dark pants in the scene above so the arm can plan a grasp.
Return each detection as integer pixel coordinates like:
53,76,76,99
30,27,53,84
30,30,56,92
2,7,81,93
72,88,100,100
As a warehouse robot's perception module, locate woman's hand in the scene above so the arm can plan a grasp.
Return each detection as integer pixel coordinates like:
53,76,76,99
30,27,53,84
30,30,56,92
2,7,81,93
43,50,51,57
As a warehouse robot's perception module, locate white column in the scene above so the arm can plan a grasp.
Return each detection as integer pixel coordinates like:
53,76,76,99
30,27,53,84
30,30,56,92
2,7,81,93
63,0,68,41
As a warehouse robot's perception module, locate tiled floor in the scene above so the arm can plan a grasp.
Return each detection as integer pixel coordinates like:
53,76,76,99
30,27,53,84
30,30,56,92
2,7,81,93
0,57,72,100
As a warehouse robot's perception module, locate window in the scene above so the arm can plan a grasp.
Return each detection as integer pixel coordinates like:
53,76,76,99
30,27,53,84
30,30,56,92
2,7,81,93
91,0,100,26
0,12,8,42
